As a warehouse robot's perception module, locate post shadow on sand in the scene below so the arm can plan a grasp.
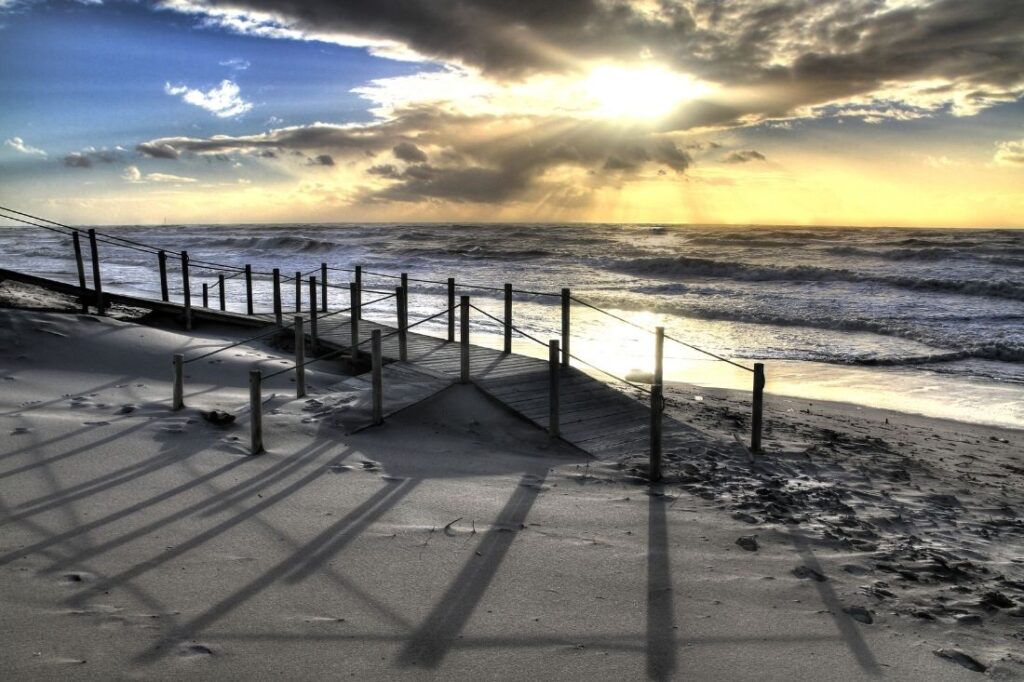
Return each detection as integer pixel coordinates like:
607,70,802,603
785,530,881,676
646,485,677,681
395,469,547,669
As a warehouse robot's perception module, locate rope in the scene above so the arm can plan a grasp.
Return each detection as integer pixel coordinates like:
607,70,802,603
565,352,652,395
467,303,548,349
570,295,754,372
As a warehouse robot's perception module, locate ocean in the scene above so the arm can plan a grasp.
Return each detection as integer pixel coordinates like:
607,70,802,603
2,223,1022,428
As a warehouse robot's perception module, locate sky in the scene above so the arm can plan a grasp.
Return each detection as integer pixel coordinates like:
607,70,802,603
0,0,1021,227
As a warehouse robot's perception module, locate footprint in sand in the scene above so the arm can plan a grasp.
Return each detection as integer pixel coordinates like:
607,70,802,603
116,404,136,414
60,572,94,585
11,427,31,435
83,421,110,426
177,643,215,659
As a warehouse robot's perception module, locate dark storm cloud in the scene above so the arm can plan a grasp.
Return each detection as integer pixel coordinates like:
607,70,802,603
723,149,766,163
166,0,1024,126
392,141,428,163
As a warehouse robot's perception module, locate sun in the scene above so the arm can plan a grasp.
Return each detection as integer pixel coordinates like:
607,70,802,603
583,65,710,120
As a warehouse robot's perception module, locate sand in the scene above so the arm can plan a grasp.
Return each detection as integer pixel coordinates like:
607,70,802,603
1,282,1022,680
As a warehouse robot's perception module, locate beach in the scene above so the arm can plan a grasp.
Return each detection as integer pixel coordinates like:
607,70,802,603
1,279,1021,680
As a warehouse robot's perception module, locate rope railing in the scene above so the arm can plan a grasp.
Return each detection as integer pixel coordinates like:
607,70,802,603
4,204,768,466
570,294,754,372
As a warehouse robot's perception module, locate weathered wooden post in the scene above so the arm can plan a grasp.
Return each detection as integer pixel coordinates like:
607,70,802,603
561,287,571,367
244,264,253,316
294,315,306,398
294,271,302,312
249,369,263,455
400,272,408,302
752,362,766,452
349,282,360,361
371,329,383,426
354,265,362,320
181,250,191,330
72,231,88,313
503,283,513,354
218,274,226,311
650,326,664,483
202,283,209,308
308,277,319,354
320,262,328,311
157,249,169,302
172,353,184,411
272,268,282,325
549,340,560,438
396,286,408,361
460,295,470,384
447,277,455,342
87,228,104,315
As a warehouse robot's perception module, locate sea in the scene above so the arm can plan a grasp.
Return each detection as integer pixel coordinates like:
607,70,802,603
2,223,1022,429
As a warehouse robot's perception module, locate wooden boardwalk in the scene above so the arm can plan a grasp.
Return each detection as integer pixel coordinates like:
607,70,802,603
2,267,706,461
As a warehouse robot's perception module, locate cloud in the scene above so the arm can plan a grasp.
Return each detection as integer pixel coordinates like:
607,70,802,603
994,139,1024,167
308,154,335,166
136,107,698,204
63,147,123,168
4,136,46,157
155,0,1024,128
124,164,199,183
136,141,181,159
392,141,427,163
723,150,767,164
219,57,250,70
164,79,253,118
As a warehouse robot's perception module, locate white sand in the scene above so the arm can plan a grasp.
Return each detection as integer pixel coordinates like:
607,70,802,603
1,292,1022,680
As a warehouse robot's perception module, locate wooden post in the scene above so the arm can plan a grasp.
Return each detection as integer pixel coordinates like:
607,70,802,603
650,326,664,483
396,286,408,361
181,250,191,330
752,363,766,453
87,228,104,315
72,232,88,313
400,272,408,301
218,274,226,311
320,262,328,311
309,277,319,354
549,340,560,438
460,295,470,384
172,354,184,411
249,369,263,455
371,329,383,426
349,282,359,361
354,266,362,320
503,283,513,354
272,268,282,325
294,315,306,398
294,271,302,312
202,283,209,308
447,277,455,342
157,249,169,302
245,264,253,316
561,288,570,367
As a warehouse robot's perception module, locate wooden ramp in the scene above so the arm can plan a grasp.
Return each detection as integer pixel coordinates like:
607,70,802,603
2,268,706,461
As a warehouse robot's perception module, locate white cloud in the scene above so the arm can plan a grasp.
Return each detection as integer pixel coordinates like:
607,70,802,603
994,139,1024,167
123,165,198,183
219,57,250,70
4,136,46,156
164,79,253,118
